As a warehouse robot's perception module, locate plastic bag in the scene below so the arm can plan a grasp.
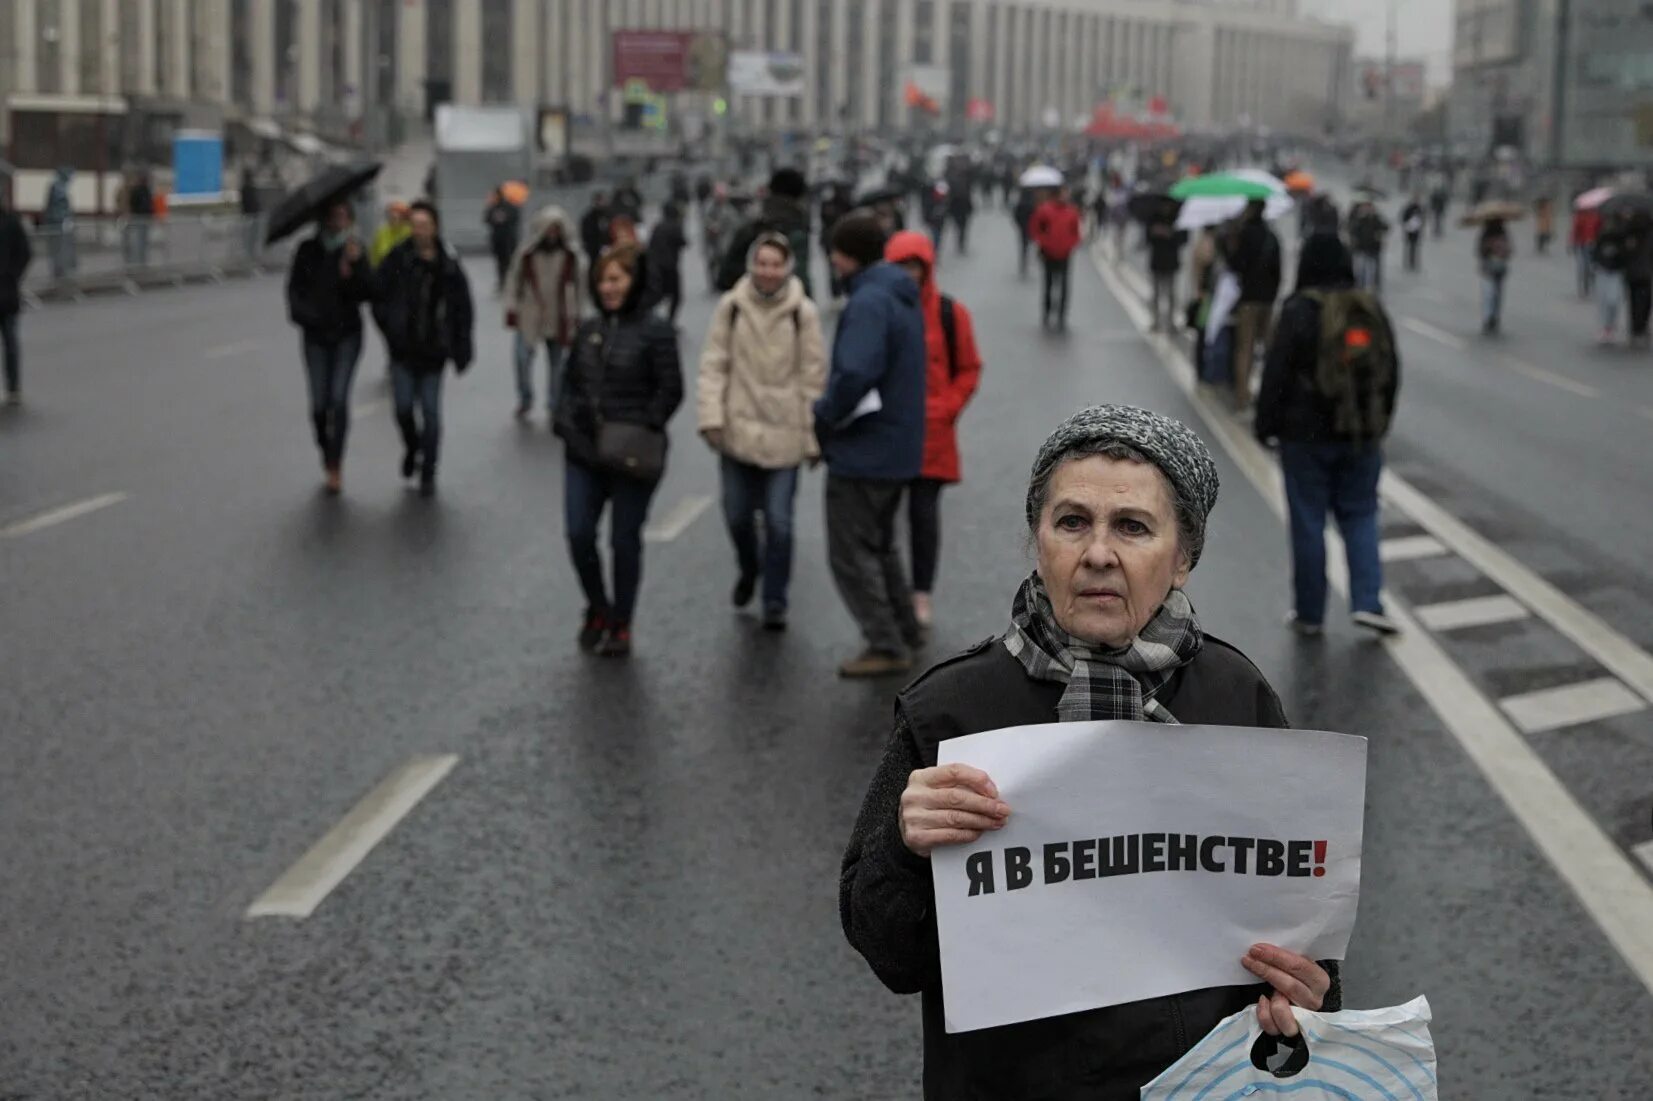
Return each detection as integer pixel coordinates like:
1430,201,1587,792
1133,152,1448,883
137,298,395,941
1141,996,1437,1100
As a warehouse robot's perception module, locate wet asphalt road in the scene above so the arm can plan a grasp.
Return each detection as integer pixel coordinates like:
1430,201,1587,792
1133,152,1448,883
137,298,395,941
2,203,1652,1099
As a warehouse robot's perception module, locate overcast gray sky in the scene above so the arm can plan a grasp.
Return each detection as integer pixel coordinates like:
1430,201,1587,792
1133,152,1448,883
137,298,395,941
1299,0,1456,85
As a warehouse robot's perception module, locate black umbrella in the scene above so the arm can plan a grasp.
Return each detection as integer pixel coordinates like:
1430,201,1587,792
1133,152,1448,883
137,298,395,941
1599,192,1653,225
854,185,908,209
264,161,383,245
1127,192,1181,223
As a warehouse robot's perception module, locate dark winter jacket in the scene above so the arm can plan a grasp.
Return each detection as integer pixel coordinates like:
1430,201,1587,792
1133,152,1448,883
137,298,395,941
811,261,927,482
840,635,1344,1101
580,205,612,262
1227,216,1283,304
485,199,521,256
718,194,814,297
1255,234,1400,445
371,238,475,372
554,253,685,469
1146,220,1188,274
0,209,33,316
1013,190,1039,237
1348,208,1389,255
285,235,373,344
646,216,688,301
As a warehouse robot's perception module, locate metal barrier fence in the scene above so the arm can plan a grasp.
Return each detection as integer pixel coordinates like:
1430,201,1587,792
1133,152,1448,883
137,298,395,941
21,215,297,301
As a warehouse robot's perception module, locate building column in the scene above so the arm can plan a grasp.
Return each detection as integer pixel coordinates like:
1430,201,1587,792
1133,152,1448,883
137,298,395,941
800,0,819,128
772,0,792,127
200,0,232,105
294,0,321,110
513,0,540,105
546,0,565,105
341,0,363,115
748,0,767,130
454,0,482,104
829,0,849,129
969,0,989,106
992,4,1009,127
132,0,156,94
863,0,884,130
396,0,426,115
893,0,914,128
13,1,38,92
1067,10,1083,126
58,0,81,94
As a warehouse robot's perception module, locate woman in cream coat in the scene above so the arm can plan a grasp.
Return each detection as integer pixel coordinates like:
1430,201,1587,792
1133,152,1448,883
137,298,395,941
697,232,828,631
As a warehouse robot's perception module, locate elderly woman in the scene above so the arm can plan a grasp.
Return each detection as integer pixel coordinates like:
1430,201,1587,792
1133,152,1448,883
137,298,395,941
840,405,1342,1100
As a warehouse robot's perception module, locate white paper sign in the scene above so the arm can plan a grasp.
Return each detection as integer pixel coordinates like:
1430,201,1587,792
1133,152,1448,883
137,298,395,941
932,721,1366,1034
836,388,882,429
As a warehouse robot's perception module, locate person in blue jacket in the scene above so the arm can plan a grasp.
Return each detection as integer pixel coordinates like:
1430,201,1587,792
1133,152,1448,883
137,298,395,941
813,212,929,678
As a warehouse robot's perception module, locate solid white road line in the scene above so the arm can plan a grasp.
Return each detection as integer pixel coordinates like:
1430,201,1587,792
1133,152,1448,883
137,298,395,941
1500,356,1600,398
1093,250,1653,998
1379,534,1449,563
1634,840,1653,879
1414,594,1532,632
1381,473,1653,706
203,337,269,360
1399,317,1468,351
1,492,131,539
643,493,714,544
1499,678,1647,735
245,754,459,920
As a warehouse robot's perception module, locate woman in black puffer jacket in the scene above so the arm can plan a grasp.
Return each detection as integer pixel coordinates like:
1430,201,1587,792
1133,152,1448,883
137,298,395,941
554,242,684,657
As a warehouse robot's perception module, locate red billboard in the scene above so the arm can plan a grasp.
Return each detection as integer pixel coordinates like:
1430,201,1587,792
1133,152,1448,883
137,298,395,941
612,30,727,93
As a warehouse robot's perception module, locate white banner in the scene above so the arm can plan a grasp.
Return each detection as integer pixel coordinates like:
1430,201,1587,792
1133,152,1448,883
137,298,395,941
932,721,1366,1033
727,51,806,97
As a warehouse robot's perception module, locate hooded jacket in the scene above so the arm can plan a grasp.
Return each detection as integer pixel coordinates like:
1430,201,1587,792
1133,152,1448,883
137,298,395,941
697,248,828,470
812,261,928,482
371,237,475,372
504,206,584,346
0,207,34,316
883,231,983,484
555,251,685,470
1254,233,1400,445
1030,197,1083,261
717,194,815,298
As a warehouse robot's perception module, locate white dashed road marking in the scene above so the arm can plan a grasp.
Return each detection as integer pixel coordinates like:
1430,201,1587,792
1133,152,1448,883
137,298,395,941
1399,317,1468,351
1498,678,1647,735
643,493,714,543
1500,356,1600,398
1,492,131,539
203,338,270,360
1379,534,1449,563
246,754,459,920
1414,594,1531,632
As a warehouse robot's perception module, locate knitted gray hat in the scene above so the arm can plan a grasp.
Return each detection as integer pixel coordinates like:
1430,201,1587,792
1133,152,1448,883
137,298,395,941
1026,405,1221,567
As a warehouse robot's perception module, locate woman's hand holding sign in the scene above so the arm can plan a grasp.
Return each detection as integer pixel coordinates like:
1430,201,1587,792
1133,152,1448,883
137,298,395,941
1242,943,1331,1037
900,764,1012,857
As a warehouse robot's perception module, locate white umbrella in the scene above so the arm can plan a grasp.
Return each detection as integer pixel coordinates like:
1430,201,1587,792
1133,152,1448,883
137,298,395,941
1175,191,1295,231
1019,164,1065,189
1232,167,1289,194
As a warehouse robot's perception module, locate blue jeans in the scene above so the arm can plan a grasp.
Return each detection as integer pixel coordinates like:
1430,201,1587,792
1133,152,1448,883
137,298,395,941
301,333,363,468
390,361,443,476
1481,274,1504,330
1280,441,1385,625
1,312,19,394
514,335,567,411
564,460,659,623
719,456,800,612
1598,271,1624,333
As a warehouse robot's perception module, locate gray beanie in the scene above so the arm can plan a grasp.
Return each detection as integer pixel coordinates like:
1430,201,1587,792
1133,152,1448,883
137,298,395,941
1026,405,1221,567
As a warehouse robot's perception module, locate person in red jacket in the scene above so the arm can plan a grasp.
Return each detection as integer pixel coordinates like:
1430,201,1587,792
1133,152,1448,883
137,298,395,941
1571,204,1601,299
885,231,984,629
1030,184,1083,330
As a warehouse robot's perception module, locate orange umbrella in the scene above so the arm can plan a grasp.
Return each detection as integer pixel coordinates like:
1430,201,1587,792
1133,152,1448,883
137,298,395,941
502,180,530,205
1283,170,1315,193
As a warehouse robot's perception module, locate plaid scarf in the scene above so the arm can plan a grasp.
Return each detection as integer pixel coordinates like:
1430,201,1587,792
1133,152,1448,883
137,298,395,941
1003,573,1203,724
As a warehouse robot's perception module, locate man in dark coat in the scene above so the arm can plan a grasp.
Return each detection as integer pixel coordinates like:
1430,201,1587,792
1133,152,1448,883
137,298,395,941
373,201,475,496
717,167,814,298
645,201,688,322
1145,215,1188,332
0,194,33,404
579,191,612,264
1222,200,1283,411
814,213,928,679
1255,233,1401,637
483,187,521,292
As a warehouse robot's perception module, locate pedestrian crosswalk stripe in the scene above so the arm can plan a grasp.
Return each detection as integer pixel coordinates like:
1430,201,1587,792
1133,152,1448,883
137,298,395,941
246,754,459,920
644,494,713,543
1414,594,1531,632
1379,534,1448,563
1498,677,1646,735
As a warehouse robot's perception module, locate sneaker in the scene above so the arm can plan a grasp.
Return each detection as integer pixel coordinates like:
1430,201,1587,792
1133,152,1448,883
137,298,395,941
912,592,934,628
1286,614,1324,638
762,606,788,632
324,467,342,495
1352,610,1402,636
578,608,608,652
732,572,758,609
597,623,633,657
401,450,419,479
838,649,915,679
